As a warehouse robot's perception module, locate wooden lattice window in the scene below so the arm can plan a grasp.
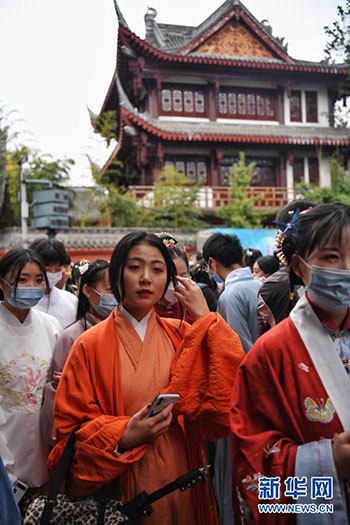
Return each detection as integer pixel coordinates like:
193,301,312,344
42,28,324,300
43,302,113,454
160,86,207,116
306,91,318,122
164,158,208,183
195,92,205,113
228,93,237,114
184,91,194,113
175,161,185,174
238,93,246,115
161,90,171,112
218,93,227,114
218,89,277,120
290,91,302,122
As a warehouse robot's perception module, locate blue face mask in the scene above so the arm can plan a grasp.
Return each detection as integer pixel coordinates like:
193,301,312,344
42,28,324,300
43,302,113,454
3,280,44,309
303,261,350,312
91,289,118,318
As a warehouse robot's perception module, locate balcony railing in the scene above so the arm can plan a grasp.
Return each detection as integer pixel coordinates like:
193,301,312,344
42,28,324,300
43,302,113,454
128,186,288,210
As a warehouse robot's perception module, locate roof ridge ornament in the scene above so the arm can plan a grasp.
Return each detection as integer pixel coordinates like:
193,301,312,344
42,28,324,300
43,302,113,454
145,7,157,20
113,0,129,29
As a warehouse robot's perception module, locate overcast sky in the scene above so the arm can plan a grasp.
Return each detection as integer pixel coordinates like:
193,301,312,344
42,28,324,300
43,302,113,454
0,0,344,186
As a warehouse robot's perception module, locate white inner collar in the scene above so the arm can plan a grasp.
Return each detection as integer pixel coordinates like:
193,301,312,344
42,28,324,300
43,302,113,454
120,306,152,342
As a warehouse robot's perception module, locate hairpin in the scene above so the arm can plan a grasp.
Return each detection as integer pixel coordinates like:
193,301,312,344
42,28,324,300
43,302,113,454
273,208,300,235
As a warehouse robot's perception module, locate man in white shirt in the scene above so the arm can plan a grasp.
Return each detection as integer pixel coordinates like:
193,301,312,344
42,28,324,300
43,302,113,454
29,239,78,328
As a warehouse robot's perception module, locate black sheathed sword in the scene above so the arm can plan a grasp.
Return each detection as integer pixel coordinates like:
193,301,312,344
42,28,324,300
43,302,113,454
118,465,210,521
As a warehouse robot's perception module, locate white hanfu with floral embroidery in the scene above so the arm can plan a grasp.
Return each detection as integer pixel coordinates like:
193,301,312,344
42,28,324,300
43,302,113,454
0,303,62,487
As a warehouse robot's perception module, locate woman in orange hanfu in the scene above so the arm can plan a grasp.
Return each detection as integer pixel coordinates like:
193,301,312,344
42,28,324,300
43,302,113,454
48,231,245,524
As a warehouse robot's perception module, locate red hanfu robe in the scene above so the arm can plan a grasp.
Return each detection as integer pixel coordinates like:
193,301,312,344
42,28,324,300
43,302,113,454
230,294,350,524
48,309,244,524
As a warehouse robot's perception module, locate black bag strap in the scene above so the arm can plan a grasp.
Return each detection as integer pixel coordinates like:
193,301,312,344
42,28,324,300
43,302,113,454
40,426,80,525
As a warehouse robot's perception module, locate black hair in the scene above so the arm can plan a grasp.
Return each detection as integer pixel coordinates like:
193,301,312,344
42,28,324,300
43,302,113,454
255,255,279,276
202,233,243,267
243,248,263,269
63,252,71,266
275,199,315,224
109,232,176,303
281,203,350,287
76,260,109,324
0,248,49,300
29,238,68,267
191,259,217,290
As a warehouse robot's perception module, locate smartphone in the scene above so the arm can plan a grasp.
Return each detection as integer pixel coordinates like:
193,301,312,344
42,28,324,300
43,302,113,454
146,393,180,418
13,479,28,504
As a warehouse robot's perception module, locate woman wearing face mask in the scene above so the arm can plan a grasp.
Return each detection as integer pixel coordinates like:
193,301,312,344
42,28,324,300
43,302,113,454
154,233,196,323
29,239,78,329
41,259,116,446
0,249,62,496
230,203,350,524
48,232,245,524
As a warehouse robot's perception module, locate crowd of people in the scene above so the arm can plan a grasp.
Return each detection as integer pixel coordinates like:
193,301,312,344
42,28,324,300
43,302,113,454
1,200,350,524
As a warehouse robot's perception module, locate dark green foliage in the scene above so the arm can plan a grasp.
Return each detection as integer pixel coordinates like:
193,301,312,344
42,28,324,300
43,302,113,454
295,156,350,205
218,153,267,228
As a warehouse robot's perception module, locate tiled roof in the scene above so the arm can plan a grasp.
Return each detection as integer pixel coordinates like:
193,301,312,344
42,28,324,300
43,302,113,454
0,227,198,251
119,25,348,74
145,0,289,57
121,105,350,146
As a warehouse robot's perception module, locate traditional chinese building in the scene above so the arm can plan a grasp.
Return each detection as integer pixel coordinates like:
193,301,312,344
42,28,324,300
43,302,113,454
98,0,350,218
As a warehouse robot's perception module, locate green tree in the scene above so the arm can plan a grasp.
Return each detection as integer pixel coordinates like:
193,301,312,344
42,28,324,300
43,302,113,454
148,166,203,231
101,184,151,227
218,153,265,228
325,1,350,64
295,155,350,204
93,110,118,148
81,154,149,227
1,146,74,227
325,2,350,127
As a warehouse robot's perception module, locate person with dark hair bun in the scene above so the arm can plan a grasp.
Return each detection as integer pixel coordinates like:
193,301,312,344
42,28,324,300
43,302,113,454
231,203,350,524
252,255,279,282
48,231,244,524
0,248,62,496
191,259,219,312
41,259,116,446
242,247,263,271
29,239,78,328
257,199,315,335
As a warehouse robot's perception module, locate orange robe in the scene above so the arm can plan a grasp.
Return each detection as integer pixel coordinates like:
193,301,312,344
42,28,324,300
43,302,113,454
48,309,244,524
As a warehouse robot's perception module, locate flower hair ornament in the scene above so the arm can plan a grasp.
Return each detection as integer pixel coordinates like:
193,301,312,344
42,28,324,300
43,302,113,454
155,232,177,250
163,238,176,249
78,259,90,276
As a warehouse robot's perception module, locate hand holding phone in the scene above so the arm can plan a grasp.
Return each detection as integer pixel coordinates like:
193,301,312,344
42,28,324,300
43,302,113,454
146,393,180,418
